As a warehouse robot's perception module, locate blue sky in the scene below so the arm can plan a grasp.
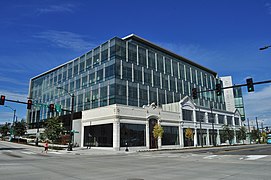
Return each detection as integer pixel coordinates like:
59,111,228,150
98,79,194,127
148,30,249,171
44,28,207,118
1,0,271,126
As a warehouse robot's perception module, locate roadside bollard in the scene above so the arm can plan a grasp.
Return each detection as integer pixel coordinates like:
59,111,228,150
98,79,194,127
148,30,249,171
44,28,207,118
125,142,129,152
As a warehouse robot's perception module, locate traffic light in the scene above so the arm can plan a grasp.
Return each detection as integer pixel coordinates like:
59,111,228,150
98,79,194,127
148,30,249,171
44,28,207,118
27,100,32,109
215,84,222,96
49,104,54,112
192,88,197,99
0,95,5,105
55,104,62,113
246,78,254,92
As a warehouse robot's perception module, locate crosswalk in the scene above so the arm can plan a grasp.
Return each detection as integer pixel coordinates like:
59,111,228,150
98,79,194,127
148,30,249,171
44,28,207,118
1,149,270,162
135,153,270,161
0,150,66,158
239,155,268,160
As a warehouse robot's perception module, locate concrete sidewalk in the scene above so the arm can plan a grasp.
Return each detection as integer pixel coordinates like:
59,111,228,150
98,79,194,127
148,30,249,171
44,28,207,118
2,140,261,156
55,147,134,156
51,144,258,156
27,142,134,156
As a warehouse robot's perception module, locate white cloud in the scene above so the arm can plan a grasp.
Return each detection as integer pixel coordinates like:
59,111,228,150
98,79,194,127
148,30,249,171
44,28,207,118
155,41,225,70
36,4,75,14
265,3,271,14
34,30,95,52
0,75,28,86
155,41,203,59
243,85,271,125
0,90,28,102
0,111,15,124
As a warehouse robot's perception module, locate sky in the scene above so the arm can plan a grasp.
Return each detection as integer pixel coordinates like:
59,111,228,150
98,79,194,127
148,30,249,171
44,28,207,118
0,0,271,127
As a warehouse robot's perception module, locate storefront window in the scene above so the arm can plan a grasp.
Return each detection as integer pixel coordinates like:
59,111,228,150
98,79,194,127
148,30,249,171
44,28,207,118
162,126,179,145
84,124,113,147
120,123,146,147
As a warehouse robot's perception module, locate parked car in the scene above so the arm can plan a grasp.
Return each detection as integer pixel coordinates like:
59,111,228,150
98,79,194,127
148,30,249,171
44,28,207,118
267,134,271,144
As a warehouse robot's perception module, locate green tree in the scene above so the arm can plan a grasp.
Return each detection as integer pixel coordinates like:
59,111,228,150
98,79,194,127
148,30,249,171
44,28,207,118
153,123,164,148
236,126,247,144
261,132,267,143
221,124,234,145
0,123,10,139
185,127,193,146
13,120,27,137
43,117,65,144
251,129,260,143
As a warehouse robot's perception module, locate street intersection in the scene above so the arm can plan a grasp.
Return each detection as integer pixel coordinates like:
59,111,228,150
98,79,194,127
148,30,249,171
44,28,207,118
1,141,271,180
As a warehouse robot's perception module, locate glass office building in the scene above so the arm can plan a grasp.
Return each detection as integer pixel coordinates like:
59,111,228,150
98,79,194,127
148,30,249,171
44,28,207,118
28,34,225,124
221,76,246,121
233,87,245,121
28,34,237,149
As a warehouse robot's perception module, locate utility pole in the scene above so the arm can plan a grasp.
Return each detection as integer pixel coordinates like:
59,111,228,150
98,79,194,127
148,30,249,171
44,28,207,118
256,117,260,143
210,104,216,146
57,87,74,151
247,118,251,144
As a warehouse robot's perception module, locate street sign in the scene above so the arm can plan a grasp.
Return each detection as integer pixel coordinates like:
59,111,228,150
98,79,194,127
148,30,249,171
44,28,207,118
55,104,62,113
71,130,79,133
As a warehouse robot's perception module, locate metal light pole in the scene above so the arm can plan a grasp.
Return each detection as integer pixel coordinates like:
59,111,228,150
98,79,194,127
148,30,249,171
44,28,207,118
194,103,203,147
57,87,74,151
4,105,16,138
36,114,40,146
35,105,42,146
247,118,251,144
259,45,271,51
256,117,260,144
4,105,16,124
261,121,264,133
210,104,216,146
199,111,203,147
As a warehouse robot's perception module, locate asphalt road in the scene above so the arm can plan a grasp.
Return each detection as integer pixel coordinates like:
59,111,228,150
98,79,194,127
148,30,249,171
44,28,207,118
211,144,271,155
1,141,271,180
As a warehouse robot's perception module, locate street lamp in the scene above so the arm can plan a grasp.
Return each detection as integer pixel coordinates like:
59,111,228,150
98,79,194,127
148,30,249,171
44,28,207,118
210,104,216,146
57,87,74,151
34,104,44,146
259,45,271,51
4,105,16,124
255,117,260,143
194,103,203,147
247,118,252,144
4,105,16,138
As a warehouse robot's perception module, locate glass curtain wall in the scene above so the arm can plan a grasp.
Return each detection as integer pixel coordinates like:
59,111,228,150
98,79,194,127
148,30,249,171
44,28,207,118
28,36,226,126
28,38,116,126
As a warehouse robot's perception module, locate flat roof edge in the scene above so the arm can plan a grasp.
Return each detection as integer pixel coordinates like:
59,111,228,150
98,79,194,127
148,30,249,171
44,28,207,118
31,57,77,81
123,34,217,76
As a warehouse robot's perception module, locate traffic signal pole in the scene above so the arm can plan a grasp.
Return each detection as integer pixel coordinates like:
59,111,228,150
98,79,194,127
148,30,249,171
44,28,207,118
196,79,271,95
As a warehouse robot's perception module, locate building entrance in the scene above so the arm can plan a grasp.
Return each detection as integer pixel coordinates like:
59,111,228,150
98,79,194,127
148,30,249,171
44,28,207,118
149,119,158,149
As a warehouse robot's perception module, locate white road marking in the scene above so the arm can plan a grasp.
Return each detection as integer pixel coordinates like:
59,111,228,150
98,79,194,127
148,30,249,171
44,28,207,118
21,151,36,155
203,155,218,159
2,150,12,153
244,155,267,161
48,151,63,154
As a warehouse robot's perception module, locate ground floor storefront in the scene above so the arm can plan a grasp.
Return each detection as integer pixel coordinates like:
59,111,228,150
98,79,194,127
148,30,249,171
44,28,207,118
75,97,242,151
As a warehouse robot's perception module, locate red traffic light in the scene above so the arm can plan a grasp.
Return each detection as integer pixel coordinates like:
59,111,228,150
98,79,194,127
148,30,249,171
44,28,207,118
0,95,5,105
27,100,32,109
